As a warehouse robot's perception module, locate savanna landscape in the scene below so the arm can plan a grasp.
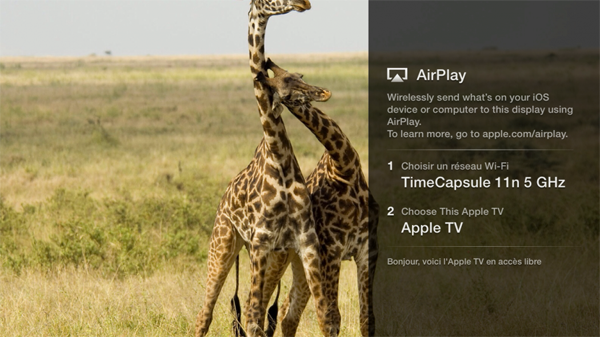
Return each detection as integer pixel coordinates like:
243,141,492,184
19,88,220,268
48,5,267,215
0,53,368,336
1,50,598,337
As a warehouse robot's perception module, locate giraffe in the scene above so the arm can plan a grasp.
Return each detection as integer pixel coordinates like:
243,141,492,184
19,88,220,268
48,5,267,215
236,1,376,335
256,59,380,337
247,0,338,335
195,1,338,336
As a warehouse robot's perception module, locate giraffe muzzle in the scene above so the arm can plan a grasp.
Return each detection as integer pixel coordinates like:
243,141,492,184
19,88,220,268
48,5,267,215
312,88,332,102
292,0,311,12
320,89,331,102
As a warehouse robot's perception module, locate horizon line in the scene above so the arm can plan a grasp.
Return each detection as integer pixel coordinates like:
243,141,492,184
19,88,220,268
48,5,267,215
0,51,369,60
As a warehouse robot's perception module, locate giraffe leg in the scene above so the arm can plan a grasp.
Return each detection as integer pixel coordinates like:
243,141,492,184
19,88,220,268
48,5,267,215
280,253,310,337
239,250,288,337
262,251,289,311
195,217,244,337
356,245,377,337
360,195,379,337
262,250,290,336
245,244,272,337
297,230,339,337
322,258,342,336
265,282,280,337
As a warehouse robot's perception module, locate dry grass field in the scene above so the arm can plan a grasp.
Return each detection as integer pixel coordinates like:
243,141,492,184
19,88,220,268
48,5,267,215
0,53,368,336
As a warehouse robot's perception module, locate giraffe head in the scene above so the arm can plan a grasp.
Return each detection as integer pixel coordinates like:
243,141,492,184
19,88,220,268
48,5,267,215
255,59,332,109
251,0,311,16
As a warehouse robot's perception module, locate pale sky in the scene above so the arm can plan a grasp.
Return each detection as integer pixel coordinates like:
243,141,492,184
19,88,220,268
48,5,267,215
1,1,597,57
0,0,368,57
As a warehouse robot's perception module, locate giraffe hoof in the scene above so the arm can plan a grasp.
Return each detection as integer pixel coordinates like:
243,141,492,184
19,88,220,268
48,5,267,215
247,322,266,337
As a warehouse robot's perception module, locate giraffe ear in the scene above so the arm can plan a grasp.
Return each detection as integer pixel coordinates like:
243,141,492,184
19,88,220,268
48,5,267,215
266,58,285,76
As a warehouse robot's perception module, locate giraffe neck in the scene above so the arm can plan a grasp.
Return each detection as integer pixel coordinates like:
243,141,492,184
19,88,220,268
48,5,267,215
287,103,359,178
248,5,268,77
248,4,293,162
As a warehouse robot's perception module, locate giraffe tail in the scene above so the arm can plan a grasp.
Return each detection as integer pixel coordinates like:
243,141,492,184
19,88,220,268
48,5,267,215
231,255,246,337
265,281,280,337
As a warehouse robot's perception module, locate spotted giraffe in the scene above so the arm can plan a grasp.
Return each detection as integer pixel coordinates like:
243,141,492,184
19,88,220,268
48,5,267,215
256,60,379,337
195,1,337,336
